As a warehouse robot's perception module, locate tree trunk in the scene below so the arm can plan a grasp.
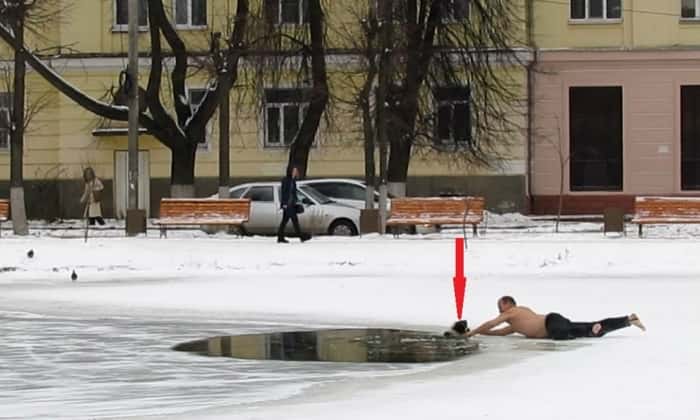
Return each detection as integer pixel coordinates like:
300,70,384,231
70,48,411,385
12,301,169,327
218,86,230,198
387,139,411,197
170,143,197,197
286,0,328,178
360,95,375,209
556,161,565,233
376,0,393,232
10,12,28,235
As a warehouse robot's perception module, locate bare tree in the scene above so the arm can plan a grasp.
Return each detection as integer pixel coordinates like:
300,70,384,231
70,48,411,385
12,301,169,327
0,0,250,197
330,0,380,209
248,0,329,178
0,0,62,235
536,116,570,233
358,0,526,197
331,0,527,204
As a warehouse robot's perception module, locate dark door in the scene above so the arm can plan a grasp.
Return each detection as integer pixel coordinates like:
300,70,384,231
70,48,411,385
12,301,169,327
569,86,623,191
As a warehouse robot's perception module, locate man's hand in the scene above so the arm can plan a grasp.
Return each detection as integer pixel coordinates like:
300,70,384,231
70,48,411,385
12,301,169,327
467,310,513,337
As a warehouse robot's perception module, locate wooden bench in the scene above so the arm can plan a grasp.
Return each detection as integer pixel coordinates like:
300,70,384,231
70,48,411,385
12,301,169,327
632,196,700,237
386,196,485,236
154,198,251,238
0,199,8,238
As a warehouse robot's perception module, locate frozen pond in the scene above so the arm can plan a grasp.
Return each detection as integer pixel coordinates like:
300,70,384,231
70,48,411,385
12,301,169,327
0,310,437,419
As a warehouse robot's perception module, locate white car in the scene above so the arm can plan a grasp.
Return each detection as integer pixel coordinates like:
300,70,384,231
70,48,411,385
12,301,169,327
217,182,360,236
299,178,392,210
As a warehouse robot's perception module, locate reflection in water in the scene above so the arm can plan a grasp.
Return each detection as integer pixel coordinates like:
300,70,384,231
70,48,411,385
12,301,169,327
173,329,479,363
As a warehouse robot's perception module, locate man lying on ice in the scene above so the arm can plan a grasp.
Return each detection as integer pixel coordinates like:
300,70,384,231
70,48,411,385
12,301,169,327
451,296,645,340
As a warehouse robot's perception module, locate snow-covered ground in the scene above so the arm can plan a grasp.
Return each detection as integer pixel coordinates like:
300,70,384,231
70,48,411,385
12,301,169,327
0,219,698,420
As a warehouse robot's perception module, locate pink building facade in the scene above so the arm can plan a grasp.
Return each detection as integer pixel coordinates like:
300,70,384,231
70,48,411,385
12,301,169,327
531,50,700,214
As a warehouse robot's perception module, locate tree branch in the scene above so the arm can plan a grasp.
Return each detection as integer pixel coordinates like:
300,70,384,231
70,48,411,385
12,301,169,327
187,0,249,136
0,22,129,120
147,0,190,126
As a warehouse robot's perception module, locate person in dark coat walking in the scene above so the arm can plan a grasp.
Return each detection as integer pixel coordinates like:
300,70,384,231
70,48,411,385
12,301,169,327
277,165,311,243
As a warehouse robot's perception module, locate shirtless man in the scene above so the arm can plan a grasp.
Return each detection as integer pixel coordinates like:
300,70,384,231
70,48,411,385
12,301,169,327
451,296,645,340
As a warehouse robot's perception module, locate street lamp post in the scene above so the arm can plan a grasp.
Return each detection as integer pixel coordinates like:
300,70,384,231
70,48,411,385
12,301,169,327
126,0,145,235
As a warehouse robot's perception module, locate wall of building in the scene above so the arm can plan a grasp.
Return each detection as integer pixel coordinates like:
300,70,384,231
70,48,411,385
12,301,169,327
532,50,700,214
534,0,700,49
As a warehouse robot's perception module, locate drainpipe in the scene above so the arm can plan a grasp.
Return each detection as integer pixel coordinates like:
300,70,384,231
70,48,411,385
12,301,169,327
525,0,538,214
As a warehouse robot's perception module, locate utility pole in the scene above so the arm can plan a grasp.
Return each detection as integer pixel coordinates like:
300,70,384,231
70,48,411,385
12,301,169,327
377,0,392,234
126,0,143,235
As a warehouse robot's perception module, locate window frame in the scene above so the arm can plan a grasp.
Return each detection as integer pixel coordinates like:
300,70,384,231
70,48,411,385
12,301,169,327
266,0,309,26
263,89,310,149
681,0,700,19
569,0,622,22
187,87,212,150
173,0,208,29
433,86,472,147
113,0,149,32
0,92,10,152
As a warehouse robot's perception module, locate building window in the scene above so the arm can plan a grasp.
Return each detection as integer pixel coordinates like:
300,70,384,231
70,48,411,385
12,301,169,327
681,86,700,190
434,86,471,146
682,0,700,18
443,0,470,21
115,0,148,30
264,89,309,148
187,88,210,149
569,86,623,191
174,0,207,27
264,0,309,25
371,0,412,22
0,92,10,151
570,0,622,20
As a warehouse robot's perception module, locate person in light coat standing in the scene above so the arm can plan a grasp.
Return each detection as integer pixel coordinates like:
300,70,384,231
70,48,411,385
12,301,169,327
80,167,105,226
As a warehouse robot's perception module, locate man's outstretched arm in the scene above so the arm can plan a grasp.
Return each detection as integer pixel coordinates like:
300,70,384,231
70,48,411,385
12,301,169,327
481,326,514,336
467,312,511,337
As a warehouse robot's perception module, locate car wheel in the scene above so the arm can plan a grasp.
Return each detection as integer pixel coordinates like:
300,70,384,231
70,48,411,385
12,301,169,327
329,219,358,236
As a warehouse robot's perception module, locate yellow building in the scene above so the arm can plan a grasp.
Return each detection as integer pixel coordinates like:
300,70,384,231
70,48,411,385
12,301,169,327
531,0,700,214
0,0,529,219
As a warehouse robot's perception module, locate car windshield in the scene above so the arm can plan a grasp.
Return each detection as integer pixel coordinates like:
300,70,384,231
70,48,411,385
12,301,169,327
300,186,333,204
229,187,248,198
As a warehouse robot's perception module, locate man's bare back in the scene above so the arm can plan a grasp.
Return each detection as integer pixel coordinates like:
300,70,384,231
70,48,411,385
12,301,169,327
502,306,548,338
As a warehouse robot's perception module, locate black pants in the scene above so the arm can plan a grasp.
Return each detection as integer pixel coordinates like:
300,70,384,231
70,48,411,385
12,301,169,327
277,207,304,239
545,313,630,340
88,217,105,226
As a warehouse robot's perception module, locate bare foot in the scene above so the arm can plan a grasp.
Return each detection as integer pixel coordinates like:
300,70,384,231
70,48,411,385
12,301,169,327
629,314,646,331
591,323,602,336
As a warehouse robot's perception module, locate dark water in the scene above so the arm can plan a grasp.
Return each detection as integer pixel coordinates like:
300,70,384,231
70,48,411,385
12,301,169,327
173,329,479,363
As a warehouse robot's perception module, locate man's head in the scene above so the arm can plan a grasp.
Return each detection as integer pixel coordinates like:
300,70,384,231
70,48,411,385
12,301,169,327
287,165,300,179
497,296,517,313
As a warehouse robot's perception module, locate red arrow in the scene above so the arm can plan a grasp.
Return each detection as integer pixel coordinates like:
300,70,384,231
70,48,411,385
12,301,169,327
453,238,467,319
